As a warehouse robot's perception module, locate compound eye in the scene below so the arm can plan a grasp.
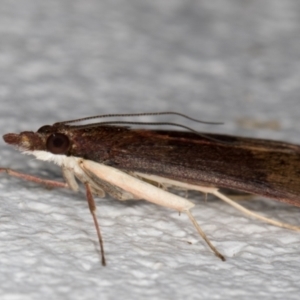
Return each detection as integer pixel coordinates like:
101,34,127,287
46,133,70,154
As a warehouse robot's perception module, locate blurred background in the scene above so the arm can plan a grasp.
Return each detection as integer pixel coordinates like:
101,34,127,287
1,1,300,299
1,0,300,139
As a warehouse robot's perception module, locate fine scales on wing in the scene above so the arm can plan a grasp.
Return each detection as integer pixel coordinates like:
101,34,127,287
1,112,300,265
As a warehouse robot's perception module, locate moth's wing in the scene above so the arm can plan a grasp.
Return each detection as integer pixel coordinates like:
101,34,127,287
107,131,300,206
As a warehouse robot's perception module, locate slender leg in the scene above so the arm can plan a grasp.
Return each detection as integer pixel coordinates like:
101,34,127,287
213,190,300,231
185,210,225,261
0,168,68,188
85,183,106,266
82,160,226,261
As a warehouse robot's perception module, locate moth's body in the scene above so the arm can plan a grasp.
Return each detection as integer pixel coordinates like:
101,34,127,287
6,124,300,206
2,116,300,264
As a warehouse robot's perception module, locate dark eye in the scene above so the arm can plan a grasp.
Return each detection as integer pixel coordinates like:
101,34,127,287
46,133,70,154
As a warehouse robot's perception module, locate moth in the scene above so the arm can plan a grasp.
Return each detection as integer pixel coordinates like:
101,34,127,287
1,112,300,265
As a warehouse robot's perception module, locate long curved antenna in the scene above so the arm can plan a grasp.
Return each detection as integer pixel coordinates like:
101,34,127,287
67,121,231,144
55,112,223,126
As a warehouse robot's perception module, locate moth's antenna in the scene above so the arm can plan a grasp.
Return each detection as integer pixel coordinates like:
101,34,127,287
55,112,223,126
68,121,230,144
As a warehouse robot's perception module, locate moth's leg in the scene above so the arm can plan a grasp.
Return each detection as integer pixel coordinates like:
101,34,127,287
62,167,78,191
212,190,300,231
185,209,225,261
135,173,300,232
83,166,139,200
81,160,225,261
0,168,68,189
219,190,255,201
84,182,106,266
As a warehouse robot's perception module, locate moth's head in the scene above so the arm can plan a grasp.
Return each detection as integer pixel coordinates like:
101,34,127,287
3,124,71,155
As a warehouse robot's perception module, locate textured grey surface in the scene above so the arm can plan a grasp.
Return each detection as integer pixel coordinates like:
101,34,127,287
1,0,300,299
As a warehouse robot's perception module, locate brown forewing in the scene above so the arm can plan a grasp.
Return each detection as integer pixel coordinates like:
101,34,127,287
65,126,300,206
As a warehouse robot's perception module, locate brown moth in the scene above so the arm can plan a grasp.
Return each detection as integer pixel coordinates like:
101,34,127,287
1,112,300,265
